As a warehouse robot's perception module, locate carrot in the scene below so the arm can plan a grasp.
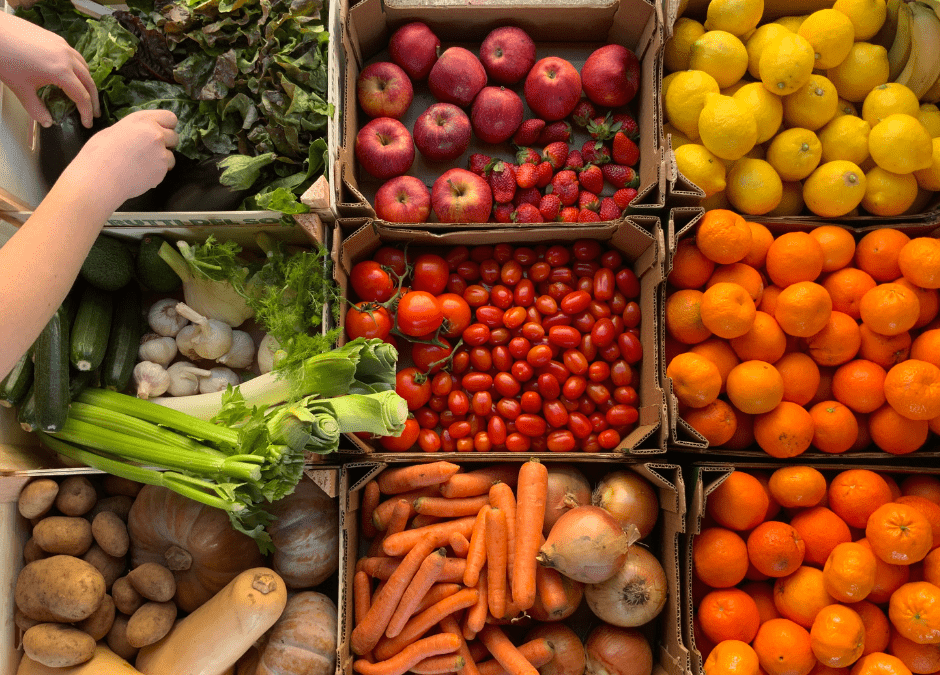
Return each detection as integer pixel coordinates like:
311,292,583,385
369,499,411,556
511,459,548,611
478,625,539,675
415,583,463,614
465,568,488,639
386,548,446,639
358,557,467,583
354,569,373,627
486,598,526,625
475,639,555,675
486,507,508,620
415,494,491,518
440,614,481,675
382,516,476,557
463,506,488,587
373,588,479,662
373,487,439,530
469,641,490,662
377,462,462,495
535,565,570,619
440,466,519,499
411,513,443,529
449,531,470,558
351,537,436,656
353,632,461,675
409,654,466,675
488,482,516,578
361,480,381,540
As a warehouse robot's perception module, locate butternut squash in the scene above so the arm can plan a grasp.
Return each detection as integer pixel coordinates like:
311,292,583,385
267,479,339,589
17,645,143,675
256,592,337,675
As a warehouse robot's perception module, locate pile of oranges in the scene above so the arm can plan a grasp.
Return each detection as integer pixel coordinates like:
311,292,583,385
664,210,940,456
694,467,940,675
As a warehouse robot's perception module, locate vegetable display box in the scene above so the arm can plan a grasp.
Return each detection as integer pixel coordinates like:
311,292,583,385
333,0,665,226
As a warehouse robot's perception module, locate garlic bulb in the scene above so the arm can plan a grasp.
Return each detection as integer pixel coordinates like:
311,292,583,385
166,362,213,397
257,333,280,374
217,330,255,370
199,367,241,394
174,303,232,361
148,299,189,337
134,361,170,399
175,324,202,361
138,334,178,368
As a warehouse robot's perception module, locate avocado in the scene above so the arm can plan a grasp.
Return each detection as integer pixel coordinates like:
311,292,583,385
80,234,134,292
136,234,182,293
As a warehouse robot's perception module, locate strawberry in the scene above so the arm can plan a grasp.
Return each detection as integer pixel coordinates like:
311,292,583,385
599,197,621,221
494,202,515,223
516,162,539,189
612,131,639,167
513,203,544,223
578,208,602,222
535,161,554,188
550,170,580,206
469,153,492,177
488,160,517,204
602,163,639,189
537,121,572,145
513,186,542,207
542,142,569,171
611,112,639,140
578,191,600,212
582,140,611,166
571,98,597,128
516,146,541,166
587,113,621,141
578,164,604,194
564,150,584,172
539,193,561,222
559,206,579,222
512,119,546,146
614,187,638,210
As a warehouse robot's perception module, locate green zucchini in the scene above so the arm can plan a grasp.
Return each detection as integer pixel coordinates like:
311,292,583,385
100,283,142,392
18,383,37,432
69,369,96,402
34,306,70,432
62,279,82,329
70,284,113,372
0,351,33,408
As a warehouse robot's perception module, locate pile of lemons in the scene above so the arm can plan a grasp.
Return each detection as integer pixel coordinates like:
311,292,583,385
664,0,940,217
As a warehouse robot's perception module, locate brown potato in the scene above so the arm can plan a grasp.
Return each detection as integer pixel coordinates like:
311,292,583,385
82,544,126,589
103,475,143,498
14,608,40,633
111,576,144,616
126,601,177,648
106,614,139,662
23,623,96,668
15,555,106,622
32,516,93,556
18,479,59,519
86,495,134,522
127,562,176,602
23,537,47,564
78,594,115,641
92,511,129,557
55,476,97,516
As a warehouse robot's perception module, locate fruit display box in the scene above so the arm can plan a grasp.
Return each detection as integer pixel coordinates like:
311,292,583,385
333,0,665,226
336,459,689,675
331,216,668,455
661,207,940,457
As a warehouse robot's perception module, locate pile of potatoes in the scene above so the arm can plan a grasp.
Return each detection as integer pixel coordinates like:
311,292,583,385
14,476,178,668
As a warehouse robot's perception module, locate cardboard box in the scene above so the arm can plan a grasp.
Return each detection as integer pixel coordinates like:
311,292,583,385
337,459,689,675
334,0,666,226
332,216,668,455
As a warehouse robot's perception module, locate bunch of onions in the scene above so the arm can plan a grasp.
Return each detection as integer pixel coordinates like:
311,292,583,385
585,624,653,675
526,623,586,675
592,470,659,540
544,464,592,535
537,506,638,584
585,545,667,627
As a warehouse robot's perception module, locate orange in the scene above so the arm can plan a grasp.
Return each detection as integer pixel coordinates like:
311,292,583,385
823,268,878,320
832,360,888,413
884,361,940,421
727,361,786,415
911,330,940,369
667,289,714,344
709,263,767,305
754,470,782,522
805,311,863,366
775,282,834,338
931,415,940,436
810,665,850,675
898,238,940,290
754,402,815,458
858,539,913,604
902,477,940,506
699,588,763,644
923,549,940,587
697,209,754,265
694,616,717,663
724,404,757,451
848,602,891,656
668,352,723,408
762,285,785,316
753,618,817,675
850,653,913,675
885,475,904,501
702,282,758,339
823,542,878,603
704,640,761,675
670,237,717,289
742,580,782,624
829,469,894,529
748,521,807,578
766,232,827,287
810,400,860,454
855,229,912,283
894,280,940,330
730,311,789,363
775,566,836,628
896,496,940,552
691,338,742,392
866,503,933,566
769,466,828,509
869,404,929,455
888,629,940,674
708,471,772,532
791,506,853,568
810,367,838,408
744,222,776,269
889,582,940,645
810,604,866,668
811,226,858,273
860,283,921,337
776,352,822,405
850,411,873,452
859,325,912,369
686,399,739,446
694,526,750,588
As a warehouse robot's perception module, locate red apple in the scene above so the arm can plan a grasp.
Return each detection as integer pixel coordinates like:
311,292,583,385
357,62,414,119
431,168,492,223
581,44,641,107
375,175,431,223
413,103,472,162
479,26,536,85
388,22,440,81
355,117,415,180
471,86,523,144
523,56,581,122
428,47,488,108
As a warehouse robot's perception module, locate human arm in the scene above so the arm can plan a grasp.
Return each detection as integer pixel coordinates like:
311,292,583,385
0,110,178,381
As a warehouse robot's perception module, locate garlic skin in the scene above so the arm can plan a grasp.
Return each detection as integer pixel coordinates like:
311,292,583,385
138,334,178,368
217,330,255,370
199,367,241,394
148,299,189,337
257,333,280,374
166,362,213,397
174,302,233,361
134,361,170,399
175,324,202,361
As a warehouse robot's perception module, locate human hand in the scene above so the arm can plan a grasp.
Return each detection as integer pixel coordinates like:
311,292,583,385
0,12,99,128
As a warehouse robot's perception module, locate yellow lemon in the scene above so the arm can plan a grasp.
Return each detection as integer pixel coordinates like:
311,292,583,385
674,144,728,197
766,180,806,216
664,70,721,141
698,92,759,161
766,127,823,181
917,104,940,138
913,137,940,191
721,79,752,97
759,33,816,95
689,31,749,89
832,0,887,40
700,190,732,211
798,9,856,70
860,166,919,215
861,83,921,127
725,158,784,215
664,123,695,151
705,0,764,36
774,15,808,32
827,42,889,102
664,18,707,73
803,160,867,217
835,98,859,118
662,71,681,99
733,82,784,143
818,114,872,165
869,113,934,174
745,23,790,79
782,75,839,130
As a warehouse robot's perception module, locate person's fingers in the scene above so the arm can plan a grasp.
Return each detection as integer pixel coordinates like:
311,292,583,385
70,52,100,118
17,89,52,128
165,149,176,171
144,109,179,129
58,74,94,128
163,127,179,149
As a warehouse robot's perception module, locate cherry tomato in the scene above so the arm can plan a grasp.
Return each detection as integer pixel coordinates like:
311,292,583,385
452,349,470,374
396,291,443,337
431,371,454,396
542,312,573,330
610,292,627,315
396,367,432,411
471,391,493,416
527,344,553,367
351,260,396,302
457,260,481,281
469,346,493,372
449,421,471,439
601,250,623,269
606,404,639,426
543,400,569,428
514,279,535,307
438,293,472,338
529,262,551,282
429,395,447,413
417,428,441,452
572,311,595,334
515,414,547,437
560,290,591,315
414,407,439,429
580,433,601,452
439,410,463,427
563,375,587,399
480,260,500,284
521,391,542,414
505,433,531,452
547,429,576,452
448,390,470,415
589,412,609,432
372,246,407,277
538,373,561,401
474,432,492,452
503,306,527,330
545,245,570,267
490,285,514,309
586,383,611,405
447,274,468,295
593,268,615,300
522,323,545,341
440,429,457,452
462,323,491,346
496,398,521,420
548,282,574,300
514,247,537,266
378,418,419,451
345,303,393,340
616,268,640,298
456,437,474,452
494,372,522,398
445,246,470,270
488,328,510,346
536,295,558,315
574,261,600,278
511,360,534,382
597,428,622,450
411,342,452,375
614,386,638,406
563,349,589,375
548,326,582,349
589,301,612,320
493,346,513,371
573,239,602,261
501,260,523,286
412,254,448,295
567,411,593,439
549,267,574,284
463,285,490,307
488,416,508,444
476,306,505,328
590,318,616,347
610,360,634,387
470,245,495,262
588,361,610,382
623,301,641,328
618,331,643,364
462,372,493,393
577,277,594,293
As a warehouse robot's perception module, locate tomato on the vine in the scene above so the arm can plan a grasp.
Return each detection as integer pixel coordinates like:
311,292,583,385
372,246,407,277
412,342,453,375
412,254,449,295
396,291,443,337
438,293,472,338
378,418,420,451
350,260,395,302
396,367,432,411
345,302,392,340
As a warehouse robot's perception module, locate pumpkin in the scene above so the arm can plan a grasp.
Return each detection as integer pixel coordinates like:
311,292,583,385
127,485,265,613
267,479,339,589
256,592,337,675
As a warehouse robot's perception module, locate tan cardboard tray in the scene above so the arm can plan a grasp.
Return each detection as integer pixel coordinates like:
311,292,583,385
332,217,668,455
660,207,940,456
333,0,665,227
337,458,688,675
